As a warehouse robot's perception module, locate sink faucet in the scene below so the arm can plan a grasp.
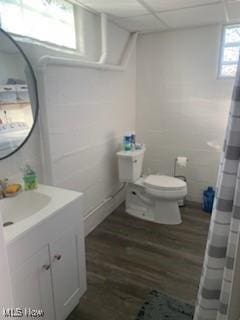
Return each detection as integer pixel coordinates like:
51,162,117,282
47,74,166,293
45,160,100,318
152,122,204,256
0,178,8,199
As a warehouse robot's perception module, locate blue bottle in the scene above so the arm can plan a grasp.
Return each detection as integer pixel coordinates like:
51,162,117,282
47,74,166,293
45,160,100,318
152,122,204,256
203,187,215,213
123,134,132,151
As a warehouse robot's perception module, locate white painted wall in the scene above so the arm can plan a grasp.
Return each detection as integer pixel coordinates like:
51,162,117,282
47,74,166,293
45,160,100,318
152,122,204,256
0,7,130,188
2,9,234,207
136,25,234,202
0,52,24,85
39,49,136,229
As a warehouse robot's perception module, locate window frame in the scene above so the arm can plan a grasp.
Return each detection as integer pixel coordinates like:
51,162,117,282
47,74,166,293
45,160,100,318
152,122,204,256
0,0,80,54
218,24,240,79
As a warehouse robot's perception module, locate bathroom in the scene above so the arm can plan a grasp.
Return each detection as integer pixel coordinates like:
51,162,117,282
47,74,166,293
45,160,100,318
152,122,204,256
0,0,240,319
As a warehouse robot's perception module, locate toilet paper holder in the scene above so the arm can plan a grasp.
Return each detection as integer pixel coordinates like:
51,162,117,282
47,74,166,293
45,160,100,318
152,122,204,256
173,157,188,181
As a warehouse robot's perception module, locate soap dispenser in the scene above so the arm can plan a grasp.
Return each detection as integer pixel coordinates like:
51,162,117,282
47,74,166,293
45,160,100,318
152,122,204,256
22,164,37,190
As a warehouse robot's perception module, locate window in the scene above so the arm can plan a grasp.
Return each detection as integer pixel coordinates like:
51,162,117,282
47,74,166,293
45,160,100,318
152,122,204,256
219,25,240,78
0,0,76,49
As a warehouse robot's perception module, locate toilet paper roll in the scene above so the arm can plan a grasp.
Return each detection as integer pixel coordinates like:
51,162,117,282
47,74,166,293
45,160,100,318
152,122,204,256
176,156,188,167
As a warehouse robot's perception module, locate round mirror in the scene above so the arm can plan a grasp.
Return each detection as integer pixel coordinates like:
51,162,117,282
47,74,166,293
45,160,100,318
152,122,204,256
0,27,39,160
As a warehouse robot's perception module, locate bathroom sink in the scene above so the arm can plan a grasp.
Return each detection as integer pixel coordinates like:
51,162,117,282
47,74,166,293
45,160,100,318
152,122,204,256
1,190,51,225
1,184,82,244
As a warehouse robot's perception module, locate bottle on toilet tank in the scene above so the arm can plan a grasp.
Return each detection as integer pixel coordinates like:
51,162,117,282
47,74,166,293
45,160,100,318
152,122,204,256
123,132,136,151
123,133,132,151
131,132,136,146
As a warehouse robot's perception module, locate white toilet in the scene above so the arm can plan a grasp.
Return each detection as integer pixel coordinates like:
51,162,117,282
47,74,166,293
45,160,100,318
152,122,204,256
117,148,187,225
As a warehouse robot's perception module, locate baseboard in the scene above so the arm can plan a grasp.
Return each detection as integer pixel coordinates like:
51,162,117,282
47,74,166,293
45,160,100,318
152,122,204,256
84,189,126,236
185,200,202,209
83,194,202,236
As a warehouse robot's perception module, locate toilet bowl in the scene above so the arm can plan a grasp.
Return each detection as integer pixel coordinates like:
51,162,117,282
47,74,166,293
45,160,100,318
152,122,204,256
143,175,187,224
117,148,187,225
144,175,186,198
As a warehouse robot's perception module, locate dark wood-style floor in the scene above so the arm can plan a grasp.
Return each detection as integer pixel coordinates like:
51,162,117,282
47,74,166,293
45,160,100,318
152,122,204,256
68,203,210,320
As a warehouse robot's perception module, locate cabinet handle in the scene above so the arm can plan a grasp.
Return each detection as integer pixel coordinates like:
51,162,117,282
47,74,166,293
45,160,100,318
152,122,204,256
42,264,51,271
54,254,62,261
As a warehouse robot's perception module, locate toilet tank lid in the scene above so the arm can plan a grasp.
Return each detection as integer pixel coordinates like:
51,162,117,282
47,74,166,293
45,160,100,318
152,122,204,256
144,175,186,190
117,148,145,159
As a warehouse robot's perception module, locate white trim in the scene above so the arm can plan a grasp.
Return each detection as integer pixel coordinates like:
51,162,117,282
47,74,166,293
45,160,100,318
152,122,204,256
84,188,126,236
37,68,54,185
12,34,83,57
37,32,138,72
222,61,239,65
224,42,240,48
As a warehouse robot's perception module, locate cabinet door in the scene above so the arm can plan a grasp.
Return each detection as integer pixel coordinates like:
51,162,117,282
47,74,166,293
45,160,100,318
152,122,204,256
11,246,55,320
50,231,82,320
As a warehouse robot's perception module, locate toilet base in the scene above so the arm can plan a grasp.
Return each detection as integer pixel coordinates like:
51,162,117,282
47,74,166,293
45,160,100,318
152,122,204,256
125,182,182,225
154,200,182,224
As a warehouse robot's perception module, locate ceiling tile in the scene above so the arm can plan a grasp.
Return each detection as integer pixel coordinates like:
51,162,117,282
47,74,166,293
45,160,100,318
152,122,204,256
226,1,240,22
158,3,226,28
113,14,167,32
142,0,221,12
76,0,148,18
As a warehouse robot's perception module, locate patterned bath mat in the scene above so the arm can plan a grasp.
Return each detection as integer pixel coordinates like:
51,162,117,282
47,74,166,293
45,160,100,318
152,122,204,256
136,290,194,320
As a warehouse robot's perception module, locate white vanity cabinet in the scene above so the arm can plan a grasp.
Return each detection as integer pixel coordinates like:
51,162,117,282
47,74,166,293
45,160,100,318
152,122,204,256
6,189,86,320
11,246,55,320
50,230,84,320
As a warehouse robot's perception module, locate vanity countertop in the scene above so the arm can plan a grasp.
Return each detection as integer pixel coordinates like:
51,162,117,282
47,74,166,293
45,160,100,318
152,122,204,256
1,184,83,244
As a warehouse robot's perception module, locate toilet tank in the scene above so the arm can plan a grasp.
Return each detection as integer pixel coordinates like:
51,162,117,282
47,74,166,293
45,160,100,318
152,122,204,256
117,148,145,183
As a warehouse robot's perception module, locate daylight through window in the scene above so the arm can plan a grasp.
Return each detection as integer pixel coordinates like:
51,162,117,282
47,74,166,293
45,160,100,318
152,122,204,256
220,25,240,78
0,0,76,49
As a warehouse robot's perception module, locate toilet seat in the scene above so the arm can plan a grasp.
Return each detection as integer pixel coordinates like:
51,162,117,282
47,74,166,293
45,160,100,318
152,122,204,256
144,175,186,191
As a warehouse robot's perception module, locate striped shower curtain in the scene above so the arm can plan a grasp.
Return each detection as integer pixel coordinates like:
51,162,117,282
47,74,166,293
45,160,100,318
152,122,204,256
194,60,240,320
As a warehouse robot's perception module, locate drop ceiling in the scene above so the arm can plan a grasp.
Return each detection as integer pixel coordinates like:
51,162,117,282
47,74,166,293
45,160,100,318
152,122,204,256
74,0,240,32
